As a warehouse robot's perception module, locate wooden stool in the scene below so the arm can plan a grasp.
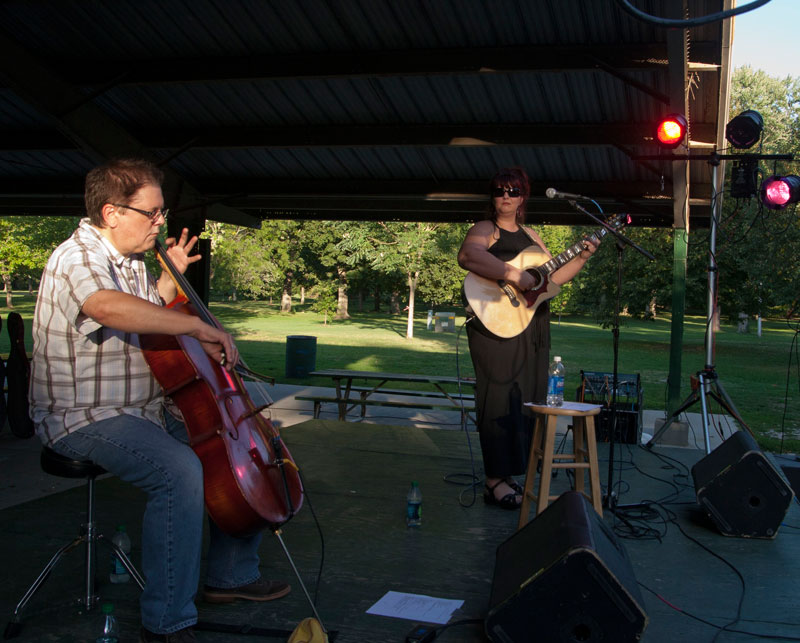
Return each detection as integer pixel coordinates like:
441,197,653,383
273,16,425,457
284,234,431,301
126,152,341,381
517,402,603,530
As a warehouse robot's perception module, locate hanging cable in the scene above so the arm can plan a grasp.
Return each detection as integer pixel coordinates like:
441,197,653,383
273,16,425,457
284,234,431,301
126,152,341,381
614,0,772,28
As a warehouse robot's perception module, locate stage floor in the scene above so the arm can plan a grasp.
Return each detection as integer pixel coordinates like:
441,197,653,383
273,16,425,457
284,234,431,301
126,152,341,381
1,418,799,642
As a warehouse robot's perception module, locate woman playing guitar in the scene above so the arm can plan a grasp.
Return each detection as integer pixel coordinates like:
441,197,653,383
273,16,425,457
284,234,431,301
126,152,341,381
457,167,599,510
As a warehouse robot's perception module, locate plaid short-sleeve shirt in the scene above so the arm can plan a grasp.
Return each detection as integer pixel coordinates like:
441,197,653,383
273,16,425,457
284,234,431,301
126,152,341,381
29,218,165,445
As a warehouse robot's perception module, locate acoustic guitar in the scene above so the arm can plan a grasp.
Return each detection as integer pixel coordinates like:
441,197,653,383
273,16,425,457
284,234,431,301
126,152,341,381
463,214,629,338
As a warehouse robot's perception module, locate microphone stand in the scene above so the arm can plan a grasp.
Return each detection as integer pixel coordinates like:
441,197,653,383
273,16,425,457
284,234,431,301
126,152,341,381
565,199,654,511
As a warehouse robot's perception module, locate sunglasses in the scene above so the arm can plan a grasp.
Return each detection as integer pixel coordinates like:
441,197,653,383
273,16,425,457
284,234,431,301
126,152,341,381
491,186,521,198
113,203,169,222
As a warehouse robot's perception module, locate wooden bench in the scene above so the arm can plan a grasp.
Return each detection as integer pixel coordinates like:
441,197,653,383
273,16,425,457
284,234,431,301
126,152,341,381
294,394,475,422
349,386,474,402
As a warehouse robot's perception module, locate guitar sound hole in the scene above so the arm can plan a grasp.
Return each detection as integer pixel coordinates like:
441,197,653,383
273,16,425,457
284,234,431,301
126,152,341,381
526,269,543,290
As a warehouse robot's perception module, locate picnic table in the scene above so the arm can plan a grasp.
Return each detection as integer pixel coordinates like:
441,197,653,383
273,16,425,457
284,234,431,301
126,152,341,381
296,369,476,422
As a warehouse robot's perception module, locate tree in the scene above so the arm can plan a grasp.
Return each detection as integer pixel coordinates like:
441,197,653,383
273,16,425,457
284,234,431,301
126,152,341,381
302,221,359,320
311,282,337,325
337,221,446,339
204,222,279,300
714,68,800,319
0,216,77,307
414,223,470,308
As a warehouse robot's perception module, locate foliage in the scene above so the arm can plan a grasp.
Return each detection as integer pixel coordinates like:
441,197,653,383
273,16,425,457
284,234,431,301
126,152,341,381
0,216,78,306
337,221,449,338
713,67,800,320
311,282,338,324
203,222,279,299
414,223,469,307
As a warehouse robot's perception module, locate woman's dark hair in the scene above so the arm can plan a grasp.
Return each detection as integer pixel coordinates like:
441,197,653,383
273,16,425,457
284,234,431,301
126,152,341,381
486,166,531,223
84,158,164,227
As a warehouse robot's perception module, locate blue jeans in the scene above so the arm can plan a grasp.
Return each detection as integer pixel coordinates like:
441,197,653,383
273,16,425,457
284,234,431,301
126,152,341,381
51,413,263,634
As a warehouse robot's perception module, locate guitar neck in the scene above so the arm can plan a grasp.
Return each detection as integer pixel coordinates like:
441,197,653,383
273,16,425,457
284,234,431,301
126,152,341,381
539,227,607,276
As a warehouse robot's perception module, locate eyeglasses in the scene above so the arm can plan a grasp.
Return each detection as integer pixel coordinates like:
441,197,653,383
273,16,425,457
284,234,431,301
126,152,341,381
491,186,521,198
113,203,169,222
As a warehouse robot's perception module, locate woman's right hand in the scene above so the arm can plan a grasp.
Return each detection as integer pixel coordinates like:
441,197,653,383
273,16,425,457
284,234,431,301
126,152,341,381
508,268,535,292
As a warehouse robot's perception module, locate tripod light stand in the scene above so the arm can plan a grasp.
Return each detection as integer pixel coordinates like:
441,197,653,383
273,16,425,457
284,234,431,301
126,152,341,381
646,158,756,454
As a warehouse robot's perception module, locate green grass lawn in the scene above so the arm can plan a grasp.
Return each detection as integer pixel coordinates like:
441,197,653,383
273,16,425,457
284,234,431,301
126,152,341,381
3,291,799,452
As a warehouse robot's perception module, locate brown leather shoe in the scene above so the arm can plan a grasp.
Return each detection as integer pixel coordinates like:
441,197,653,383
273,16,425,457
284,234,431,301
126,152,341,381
202,578,291,603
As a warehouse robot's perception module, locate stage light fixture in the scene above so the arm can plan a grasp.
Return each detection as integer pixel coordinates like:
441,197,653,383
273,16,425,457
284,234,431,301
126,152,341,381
760,175,800,210
725,110,764,150
729,158,759,199
656,113,687,149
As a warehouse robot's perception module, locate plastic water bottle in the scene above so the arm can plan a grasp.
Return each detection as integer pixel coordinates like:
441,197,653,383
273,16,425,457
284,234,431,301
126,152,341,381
547,356,565,407
96,603,119,643
110,525,131,584
406,481,422,527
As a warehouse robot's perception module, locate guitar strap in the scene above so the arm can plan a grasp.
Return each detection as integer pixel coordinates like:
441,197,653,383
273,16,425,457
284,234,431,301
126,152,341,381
519,224,547,253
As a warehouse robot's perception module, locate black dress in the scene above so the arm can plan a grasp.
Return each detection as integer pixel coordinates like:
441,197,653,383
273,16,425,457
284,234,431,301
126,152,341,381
465,227,551,479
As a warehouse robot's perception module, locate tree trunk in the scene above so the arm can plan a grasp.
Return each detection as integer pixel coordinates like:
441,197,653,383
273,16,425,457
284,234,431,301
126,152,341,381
373,285,381,312
357,289,363,312
281,271,293,313
334,266,350,320
27,277,33,294
3,274,13,308
406,271,419,339
390,291,400,314
300,286,305,305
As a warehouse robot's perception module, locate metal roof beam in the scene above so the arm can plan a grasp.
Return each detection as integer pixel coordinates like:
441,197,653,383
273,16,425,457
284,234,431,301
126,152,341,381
2,123,718,150
0,178,711,200
50,43,720,85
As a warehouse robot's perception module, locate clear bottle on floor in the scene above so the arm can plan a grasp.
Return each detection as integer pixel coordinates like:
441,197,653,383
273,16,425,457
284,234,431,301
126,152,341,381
547,356,565,407
406,481,422,527
110,524,131,584
96,602,119,643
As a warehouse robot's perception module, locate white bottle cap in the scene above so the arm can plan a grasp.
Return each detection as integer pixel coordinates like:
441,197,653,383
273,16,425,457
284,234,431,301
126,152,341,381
554,356,561,362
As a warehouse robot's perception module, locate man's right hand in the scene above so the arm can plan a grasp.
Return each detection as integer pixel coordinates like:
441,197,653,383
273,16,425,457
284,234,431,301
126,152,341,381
188,319,239,370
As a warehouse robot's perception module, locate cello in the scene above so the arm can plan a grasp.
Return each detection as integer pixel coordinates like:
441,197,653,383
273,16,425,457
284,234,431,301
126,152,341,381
140,239,303,537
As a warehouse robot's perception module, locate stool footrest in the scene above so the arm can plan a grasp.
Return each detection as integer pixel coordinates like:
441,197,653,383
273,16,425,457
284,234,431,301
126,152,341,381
518,414,603,530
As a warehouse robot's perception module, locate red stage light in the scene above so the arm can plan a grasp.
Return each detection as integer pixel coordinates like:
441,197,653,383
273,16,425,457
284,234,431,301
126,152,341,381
760,175,800,210
656,114,687,149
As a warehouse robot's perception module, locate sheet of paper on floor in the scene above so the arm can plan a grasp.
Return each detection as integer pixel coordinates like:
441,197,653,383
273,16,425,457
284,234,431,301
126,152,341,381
366,591,464,625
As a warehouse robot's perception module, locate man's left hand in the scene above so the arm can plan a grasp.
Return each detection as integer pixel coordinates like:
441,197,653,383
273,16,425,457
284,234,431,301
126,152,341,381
164,228,201,275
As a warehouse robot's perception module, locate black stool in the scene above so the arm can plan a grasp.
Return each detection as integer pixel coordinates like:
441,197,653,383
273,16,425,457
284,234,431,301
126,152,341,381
5,447,145,638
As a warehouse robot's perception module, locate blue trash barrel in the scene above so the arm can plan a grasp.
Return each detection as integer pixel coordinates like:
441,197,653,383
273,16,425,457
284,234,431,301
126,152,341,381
285,335,317,378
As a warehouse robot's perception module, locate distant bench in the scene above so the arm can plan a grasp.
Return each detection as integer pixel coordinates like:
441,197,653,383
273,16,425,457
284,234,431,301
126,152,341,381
301,369,476,424
295,387,475,421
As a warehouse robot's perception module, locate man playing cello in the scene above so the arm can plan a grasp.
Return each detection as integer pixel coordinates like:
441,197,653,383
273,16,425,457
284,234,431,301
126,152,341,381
29,158,289,643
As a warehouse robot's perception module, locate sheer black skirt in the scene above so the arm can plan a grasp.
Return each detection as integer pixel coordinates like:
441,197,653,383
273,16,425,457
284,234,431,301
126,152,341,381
466,307,550,478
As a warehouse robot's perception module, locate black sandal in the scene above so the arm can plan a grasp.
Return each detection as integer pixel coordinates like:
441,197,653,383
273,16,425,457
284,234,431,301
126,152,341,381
484,480,521,510
505,478,524,495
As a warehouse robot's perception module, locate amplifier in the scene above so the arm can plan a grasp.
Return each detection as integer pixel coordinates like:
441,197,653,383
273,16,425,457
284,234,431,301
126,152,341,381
578,371,643,445
595,408,641,445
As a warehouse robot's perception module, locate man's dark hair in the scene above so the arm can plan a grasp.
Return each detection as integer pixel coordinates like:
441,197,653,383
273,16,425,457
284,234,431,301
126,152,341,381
84,158,164,227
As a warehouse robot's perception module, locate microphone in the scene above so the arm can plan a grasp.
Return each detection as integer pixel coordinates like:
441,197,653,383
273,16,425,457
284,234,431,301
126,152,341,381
545,187,587,200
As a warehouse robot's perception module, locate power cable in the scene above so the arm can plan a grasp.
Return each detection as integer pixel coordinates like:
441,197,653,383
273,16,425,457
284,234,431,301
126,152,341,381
614,0,772,28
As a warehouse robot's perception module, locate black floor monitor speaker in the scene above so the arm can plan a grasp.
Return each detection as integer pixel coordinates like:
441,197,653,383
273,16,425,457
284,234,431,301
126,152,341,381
691,431,794,539
486,491,648,643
